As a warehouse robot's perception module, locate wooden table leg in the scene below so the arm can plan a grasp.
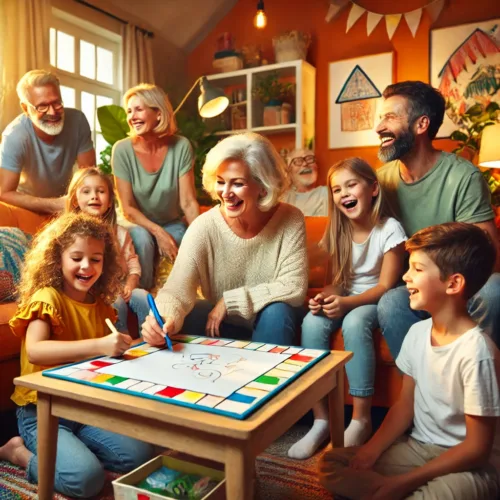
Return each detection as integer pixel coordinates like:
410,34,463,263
37,393,58,500
225,446,255,500
328,368,345,448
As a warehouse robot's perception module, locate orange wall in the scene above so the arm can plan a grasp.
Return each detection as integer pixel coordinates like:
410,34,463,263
188,0,500,180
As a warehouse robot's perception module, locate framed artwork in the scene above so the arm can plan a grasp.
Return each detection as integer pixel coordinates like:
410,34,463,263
430,19,500,138
328,52,394,149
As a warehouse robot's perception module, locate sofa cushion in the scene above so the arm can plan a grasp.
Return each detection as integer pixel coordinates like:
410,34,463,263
0,228,32,302
0,302,22,361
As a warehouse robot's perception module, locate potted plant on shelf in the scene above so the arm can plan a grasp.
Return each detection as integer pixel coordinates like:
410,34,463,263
253,71,294,127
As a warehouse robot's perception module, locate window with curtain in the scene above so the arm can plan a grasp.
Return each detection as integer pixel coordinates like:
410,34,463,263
50,9,122,160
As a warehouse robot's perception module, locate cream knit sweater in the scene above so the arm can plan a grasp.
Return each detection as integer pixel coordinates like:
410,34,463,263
155,203,308,333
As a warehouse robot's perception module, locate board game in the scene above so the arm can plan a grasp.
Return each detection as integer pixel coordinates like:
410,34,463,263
43,334,330,419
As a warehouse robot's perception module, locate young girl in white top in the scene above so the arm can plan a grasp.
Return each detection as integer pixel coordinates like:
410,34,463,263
288,157,407,460
66,167,150,333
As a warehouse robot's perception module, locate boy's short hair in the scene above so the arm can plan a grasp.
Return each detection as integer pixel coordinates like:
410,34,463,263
406,222,496,299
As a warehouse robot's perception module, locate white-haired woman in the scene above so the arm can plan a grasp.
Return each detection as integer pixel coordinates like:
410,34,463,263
112,83,199,289
142,132,308,345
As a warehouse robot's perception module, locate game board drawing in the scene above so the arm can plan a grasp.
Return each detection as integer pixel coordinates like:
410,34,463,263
43,335,330,419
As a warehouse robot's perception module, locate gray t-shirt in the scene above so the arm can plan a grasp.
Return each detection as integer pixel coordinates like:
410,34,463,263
377,151,494,236
282,185,328,216
112,135,193,226
0,109,93,197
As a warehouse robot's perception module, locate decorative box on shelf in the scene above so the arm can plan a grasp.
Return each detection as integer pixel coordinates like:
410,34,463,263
212,50,243,73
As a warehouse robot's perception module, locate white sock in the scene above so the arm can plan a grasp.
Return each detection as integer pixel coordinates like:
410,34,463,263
344,419,372,447
288,419,329,460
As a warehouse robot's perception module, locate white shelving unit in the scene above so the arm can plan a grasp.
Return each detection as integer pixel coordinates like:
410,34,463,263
205,59,316,149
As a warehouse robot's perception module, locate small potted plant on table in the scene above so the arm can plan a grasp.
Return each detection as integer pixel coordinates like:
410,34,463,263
253,71,294,127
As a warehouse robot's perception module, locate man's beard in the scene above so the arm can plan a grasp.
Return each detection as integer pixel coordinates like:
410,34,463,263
377,128,415,163
33,113,65,136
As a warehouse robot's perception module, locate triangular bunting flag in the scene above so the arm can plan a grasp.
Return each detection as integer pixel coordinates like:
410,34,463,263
367,12,383,36
385,13,402,40
404,8,422,37
346,3,366,32
425,0,445,24
325,0,350,22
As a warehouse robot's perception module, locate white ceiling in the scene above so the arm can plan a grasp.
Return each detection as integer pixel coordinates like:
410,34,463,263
106,0,238,52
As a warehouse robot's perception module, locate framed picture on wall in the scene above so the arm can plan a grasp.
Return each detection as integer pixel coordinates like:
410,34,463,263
430,19,500,138
328,52,394,150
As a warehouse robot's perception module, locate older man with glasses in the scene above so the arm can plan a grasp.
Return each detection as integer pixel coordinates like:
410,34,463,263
283,148,328,216
0,70,95,214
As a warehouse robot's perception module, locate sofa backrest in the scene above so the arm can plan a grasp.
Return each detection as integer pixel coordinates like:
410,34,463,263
0,202,50,235
304,216,329,292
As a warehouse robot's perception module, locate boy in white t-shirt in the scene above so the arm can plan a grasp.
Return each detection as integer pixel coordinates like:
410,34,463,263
319,222,500,499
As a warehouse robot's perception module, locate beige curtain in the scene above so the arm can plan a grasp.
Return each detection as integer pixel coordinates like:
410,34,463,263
122,24,155,91
0,0,50,132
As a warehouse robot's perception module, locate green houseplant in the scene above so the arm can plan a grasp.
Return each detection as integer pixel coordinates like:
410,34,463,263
253,71,294,105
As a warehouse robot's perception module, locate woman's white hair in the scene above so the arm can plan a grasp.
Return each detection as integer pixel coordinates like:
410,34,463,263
202,132,290,211
16,70,61,104
123,83,177,137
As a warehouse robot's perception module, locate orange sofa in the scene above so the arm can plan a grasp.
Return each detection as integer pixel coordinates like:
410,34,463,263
304,216,402,408
0,202,49,414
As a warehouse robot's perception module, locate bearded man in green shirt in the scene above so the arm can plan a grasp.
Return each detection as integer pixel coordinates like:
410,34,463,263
376,81,500,356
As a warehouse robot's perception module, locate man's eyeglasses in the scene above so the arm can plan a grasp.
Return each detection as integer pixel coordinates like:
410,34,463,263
289,155,316,168
26,100,64,114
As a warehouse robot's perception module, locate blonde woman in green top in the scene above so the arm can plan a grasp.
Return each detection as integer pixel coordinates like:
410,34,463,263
112,84,200,289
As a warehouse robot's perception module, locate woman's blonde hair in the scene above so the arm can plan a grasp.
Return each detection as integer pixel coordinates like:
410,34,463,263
17,212,123,308
66,167,117,225
202,132,290,211
123,83,177,137
321,157,386,290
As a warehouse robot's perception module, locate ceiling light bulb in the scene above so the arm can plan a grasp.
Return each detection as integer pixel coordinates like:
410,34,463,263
253,2,267,29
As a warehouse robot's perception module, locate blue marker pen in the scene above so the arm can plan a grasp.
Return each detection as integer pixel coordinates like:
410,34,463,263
147,293,173,351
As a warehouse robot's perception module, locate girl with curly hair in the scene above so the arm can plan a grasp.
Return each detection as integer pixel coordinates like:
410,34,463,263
0,212,154,498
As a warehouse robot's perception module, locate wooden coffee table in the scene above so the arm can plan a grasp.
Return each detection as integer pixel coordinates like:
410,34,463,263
15,350,352,500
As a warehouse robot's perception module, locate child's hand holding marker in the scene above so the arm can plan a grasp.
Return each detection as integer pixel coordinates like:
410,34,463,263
103,318,132,357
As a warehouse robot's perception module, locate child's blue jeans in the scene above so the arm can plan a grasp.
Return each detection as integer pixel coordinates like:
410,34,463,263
114,288,150,334
17,404,154,498
301,305,378,397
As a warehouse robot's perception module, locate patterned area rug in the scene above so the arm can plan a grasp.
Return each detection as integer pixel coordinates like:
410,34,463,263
0,426,331,499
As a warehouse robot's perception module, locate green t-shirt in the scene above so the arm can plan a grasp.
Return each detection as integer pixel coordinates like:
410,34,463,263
112,135,193,226
377,151,494,237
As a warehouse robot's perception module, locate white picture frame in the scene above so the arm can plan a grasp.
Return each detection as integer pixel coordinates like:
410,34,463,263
328,52,394,149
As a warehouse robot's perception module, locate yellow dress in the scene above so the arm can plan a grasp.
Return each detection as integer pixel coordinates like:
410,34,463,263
10,287,116,406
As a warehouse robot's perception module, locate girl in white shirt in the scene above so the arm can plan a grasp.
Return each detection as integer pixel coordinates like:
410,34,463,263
288,157,407,460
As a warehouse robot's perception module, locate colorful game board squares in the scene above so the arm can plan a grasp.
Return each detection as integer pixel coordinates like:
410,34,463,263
90,374,114,384
265,368,293,379
275,362,302,373
114,378,141,389
51,366,82,376
70,370,99,381
283,358,308,367
289,353,314,363
173,391,204,403
215,400,250,414
103,376,128,386
197,395,224,408
256,344,276,352
269,346,288,354
71,361,102,371
199,339,220,345
299,349,327,358
124,349,149,357
211,339,232,346
282,347,302,355
226,392,256,404
236,387,268,399
88,360,115,369
225,340,250,349
129,381,155,392
143,385,167,395
156,386,185,398
246,381,275,392
172,335,203,343
244,342,264,350
96,356,123,364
